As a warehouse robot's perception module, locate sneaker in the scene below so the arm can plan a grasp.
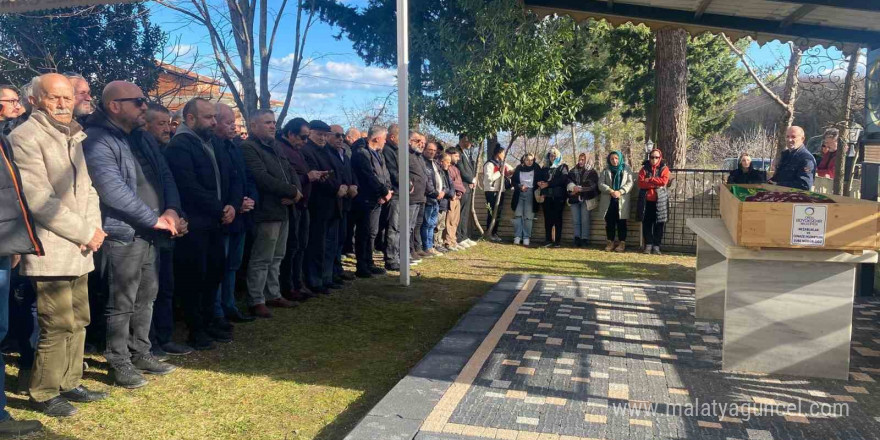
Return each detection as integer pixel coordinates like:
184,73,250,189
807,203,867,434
410,254,423,263
644,245,653,254
60,385,107,402
465,239,478,246
339,272,357,281
226,309,256,323
543,242,554,248
161,342,194,356
370,266,387,275
614,241,626,252
132,354,177,375
427,248,442,257
513,237,521,245
435,246,449,253
266,298,297,308
355,269,373,278
605,240,615,252
523,238,530,246
552,243,562,248
652,246,662,255
0,417,42,436
490,234,502,242
31,396,77,417
249,304,271,318
211,317,234,332
385,263,401,271
416,250,431,258
110,363,148,389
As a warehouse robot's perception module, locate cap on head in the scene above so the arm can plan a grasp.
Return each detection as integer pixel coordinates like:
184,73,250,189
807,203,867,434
309,120,330,132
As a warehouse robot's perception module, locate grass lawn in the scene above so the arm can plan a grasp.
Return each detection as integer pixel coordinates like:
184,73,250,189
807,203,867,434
8,242,696,440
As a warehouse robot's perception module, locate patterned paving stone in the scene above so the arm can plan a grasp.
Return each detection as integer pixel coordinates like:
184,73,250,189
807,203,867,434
352,275,880,440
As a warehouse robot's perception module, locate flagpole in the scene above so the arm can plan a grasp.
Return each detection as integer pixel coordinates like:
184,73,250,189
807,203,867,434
396,0,410,286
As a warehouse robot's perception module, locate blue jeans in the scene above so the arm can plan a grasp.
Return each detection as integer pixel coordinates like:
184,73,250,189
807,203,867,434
215,231,245,318
322,217,340,286
570,202,592,240
421,203,440,250
0,256,12,421
513,191,534,240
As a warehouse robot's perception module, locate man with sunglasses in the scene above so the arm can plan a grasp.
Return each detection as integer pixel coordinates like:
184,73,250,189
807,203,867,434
82,81,182,389
327,125,358,285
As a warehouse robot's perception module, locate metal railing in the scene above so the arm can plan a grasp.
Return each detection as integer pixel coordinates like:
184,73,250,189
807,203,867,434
660,169,728,253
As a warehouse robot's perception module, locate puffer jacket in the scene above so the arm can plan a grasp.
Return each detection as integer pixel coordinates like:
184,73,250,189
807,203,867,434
0,131,42,257
10,111,102,277
82,110,182,242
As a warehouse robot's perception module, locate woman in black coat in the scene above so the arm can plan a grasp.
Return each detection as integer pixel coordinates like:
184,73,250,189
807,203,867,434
537,147,569,248
727,152,767,185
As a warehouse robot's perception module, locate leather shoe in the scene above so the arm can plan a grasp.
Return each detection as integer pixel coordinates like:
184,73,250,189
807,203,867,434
31,396,77,418
60,385,107,403
266,298,297,308
161,342,194,356
249,304,273,318
309,286,330,295
369,266,387,275
150,346,170,362
0,417,42,436
339,272,356,281
111,363,149,389
385,263,400,271
211,317,234,332
206,327,233,343
188,332,217,351
355,270,373,279
133,354,177,375
328,283,344,290
226,309,256,323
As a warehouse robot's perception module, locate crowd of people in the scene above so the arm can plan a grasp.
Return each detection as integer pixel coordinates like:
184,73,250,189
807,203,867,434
0,73,495,436
0,71,825,437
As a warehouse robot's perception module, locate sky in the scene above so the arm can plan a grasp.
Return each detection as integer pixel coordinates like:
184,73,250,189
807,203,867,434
146,1,854,129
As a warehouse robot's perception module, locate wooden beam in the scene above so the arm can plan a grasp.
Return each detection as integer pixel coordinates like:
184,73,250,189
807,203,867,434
695,0,713,19
780,4,818,28
772,0,880,13
522,0,880,47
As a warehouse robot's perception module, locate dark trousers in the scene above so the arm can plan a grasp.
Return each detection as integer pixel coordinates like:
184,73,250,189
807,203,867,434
411,203,425,253
306,208,329,289
85,254,108,350
174,228,225,340
334,211,349,276
322,217,340,286
382,197,400,265
280,207,309,293
354,204,381,272
150,247,174,347
102,237,157,367
485,191,505,236
641,201,665,247
343,210,355,255
605,200,628,241
543,198,565,244
457,189,473,241
8,268,38,371
0,257,11,420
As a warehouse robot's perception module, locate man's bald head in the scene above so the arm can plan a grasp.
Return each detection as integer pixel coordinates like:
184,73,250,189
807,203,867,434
345,127,360,146
101,80,147,133
786,125,806,150
34,73,74,125
214,103,237,140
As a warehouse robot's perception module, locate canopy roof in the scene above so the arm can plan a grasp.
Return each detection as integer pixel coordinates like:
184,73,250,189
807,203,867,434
0,0,135,13
523,0,880,49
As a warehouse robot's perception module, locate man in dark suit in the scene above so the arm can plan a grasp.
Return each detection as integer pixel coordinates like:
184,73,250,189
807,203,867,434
351,126,392,277
327,125,358,285
455,134,477,247
300,120,343,294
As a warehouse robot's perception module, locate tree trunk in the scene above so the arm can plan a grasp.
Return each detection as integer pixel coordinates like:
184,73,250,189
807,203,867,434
834,51,860,196
570,124,578,165
655,28,689,169
775,44,803,163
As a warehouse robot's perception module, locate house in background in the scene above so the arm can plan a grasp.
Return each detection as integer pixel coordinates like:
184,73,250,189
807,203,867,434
150,62,283,135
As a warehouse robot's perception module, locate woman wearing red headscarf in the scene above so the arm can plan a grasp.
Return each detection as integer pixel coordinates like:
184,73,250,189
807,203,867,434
637,149,670,255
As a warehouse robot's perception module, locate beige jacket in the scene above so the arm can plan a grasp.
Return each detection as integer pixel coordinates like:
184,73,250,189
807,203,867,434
598,166,634,218
9,111,101,277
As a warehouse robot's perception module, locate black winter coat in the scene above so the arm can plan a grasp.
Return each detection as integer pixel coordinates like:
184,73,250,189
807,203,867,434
324,145,357,212
383,141,400,195
241,137,299,223
217,137,258,233
352,146,390,209
457,146,477,189
0,132,42,256
423,155,441,206
539,164,570,201
83,110,182,242
567,166,599,204
408,147,428,205
728,166,767,185
771,146,816,190
302,140,342,219
510,165,540,214
164,126,240,230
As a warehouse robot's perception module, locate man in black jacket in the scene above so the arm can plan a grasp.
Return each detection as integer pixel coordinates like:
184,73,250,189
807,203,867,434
407,132,429,259
455,134,477,247
83,81,180,388
241,110,301,318
378,124,401,270
301,120,343,294
351,126,391,277
770,126,816,191
327,125,358,285
164,98,240,350
0,85,43,436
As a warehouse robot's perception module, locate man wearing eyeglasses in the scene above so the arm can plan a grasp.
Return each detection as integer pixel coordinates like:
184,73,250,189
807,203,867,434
0,86,24,129
9,73,105,417
82,80,182,390
326,125,358,286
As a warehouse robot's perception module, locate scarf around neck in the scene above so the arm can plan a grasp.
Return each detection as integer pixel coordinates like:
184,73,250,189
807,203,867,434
607,151,625,191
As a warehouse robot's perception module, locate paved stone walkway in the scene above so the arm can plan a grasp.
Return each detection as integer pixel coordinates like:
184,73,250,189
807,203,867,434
345,274,880,440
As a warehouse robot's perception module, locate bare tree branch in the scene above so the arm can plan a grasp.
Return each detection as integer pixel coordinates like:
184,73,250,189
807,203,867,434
721,33,787,110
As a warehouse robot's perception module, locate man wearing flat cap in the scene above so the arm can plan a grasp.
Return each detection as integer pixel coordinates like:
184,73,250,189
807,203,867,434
300,121,343,295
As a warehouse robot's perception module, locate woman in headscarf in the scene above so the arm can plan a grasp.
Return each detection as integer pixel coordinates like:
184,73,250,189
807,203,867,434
482,143,513,242
598,151,634,252
727,152,766,184
510,153,539,246
567,153,599,247
536,147,569,248
637,148,670,254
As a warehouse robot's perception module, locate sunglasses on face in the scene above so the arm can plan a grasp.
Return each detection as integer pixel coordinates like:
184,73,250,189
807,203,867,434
651,155,661,159
114,97,148,107
332,133,344,138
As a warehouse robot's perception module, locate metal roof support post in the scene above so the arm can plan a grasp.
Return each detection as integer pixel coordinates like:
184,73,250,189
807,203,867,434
858,47,880,297
396,0,410,286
